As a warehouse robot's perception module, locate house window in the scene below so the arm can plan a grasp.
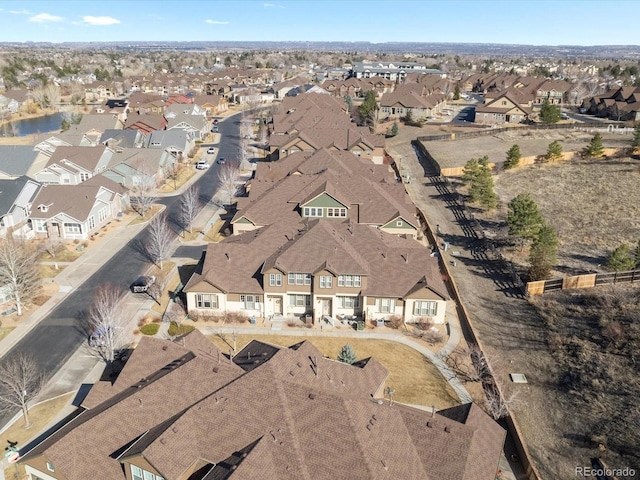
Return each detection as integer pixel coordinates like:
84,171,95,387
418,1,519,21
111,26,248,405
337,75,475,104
338,275,361,287
319,276,333,288
377,298,396,313
98,207,108,222
131,466,143,480
80,173,89,182
413,301,438,316
289,294,311,307
240,295,260,309
396,220,403,227
196,294,218,309
269,273,282,287
88,216,95,230
337,296,360,308
327,208,347,218
63,223,82,234
288,273,311,285
46,462,55,472
33,219,46,233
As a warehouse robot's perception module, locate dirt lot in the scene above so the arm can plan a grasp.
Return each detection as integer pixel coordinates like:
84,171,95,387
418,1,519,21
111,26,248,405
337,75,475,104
422,128,633,170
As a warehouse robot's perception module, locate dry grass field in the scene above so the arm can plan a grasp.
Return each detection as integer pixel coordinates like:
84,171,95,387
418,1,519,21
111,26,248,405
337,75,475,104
208,334,460,409
423,128,632,170
493,155,640,274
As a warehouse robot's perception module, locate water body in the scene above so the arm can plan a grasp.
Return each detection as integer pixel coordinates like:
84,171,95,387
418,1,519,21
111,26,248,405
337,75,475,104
0,112,65,137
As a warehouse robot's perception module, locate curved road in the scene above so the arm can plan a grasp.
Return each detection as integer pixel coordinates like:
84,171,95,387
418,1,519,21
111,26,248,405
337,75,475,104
0,113,242,389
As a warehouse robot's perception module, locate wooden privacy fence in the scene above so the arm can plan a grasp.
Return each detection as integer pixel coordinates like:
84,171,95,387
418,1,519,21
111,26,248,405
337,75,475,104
527,269,640,295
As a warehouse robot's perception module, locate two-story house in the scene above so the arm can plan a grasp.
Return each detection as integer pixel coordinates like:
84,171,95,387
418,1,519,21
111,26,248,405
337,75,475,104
474,90,532,125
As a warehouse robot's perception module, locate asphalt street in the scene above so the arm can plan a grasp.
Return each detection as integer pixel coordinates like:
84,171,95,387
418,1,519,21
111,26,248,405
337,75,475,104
0,113,241,426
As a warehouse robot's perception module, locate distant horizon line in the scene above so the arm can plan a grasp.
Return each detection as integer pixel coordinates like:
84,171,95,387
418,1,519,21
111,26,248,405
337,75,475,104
1,40,639,48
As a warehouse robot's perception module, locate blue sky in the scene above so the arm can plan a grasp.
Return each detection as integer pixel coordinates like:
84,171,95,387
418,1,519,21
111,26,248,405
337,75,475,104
1,0,638,45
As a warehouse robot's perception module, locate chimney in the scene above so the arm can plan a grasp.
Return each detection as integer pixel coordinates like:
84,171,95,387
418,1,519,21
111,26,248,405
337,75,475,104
225,252,230,260
431,405,436,417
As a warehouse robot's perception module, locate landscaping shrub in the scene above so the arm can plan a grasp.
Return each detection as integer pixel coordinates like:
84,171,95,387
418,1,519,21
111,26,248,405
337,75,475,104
387,315,404,329
140,323,160,336
168,321,195,336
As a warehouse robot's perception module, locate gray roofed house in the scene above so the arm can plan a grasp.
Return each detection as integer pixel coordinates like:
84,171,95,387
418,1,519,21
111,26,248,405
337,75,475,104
146,126,194,155
0,176,41,236
103,147,176,188
19,331,505,480
0,145,40,179
100,129,145,149
165,111,208,141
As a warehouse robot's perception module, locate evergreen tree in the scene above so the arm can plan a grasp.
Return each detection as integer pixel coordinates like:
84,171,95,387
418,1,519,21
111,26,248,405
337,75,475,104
337,344,357,364
463,156,496,208
583,133,604,157
528,223,558,280
606,244,636,271
453,84,461,100
357,90,377,127
507,193,544,241
539,99,561,124
545,141,563,162
504,144,521,169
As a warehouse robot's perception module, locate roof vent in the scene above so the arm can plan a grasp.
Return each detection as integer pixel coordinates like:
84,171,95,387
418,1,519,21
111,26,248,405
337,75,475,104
444,426,451,433
366,423,373,431
213,366,219,373
426,421,433,428
162,345,168,351
308,393,316,400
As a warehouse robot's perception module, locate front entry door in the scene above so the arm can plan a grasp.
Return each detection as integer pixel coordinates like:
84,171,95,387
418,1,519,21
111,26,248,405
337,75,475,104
273,296,282,315
321,298,332,316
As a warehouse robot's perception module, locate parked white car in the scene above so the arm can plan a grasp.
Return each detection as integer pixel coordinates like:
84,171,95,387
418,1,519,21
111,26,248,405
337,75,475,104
195,161,209,170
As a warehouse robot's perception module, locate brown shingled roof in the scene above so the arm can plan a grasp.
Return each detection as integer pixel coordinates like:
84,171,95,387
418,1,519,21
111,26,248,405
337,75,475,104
20,331,504,480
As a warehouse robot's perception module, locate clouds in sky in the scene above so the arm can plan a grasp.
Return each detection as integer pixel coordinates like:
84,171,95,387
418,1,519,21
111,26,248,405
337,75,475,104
9,9,32,15
29,13,64,23
81,16,120,26
205,19,230,25
264,2,284,7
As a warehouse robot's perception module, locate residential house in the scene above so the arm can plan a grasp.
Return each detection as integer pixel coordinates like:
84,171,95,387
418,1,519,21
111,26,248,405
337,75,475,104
185,218,447,324
474,90,532,125
192,94,228,116
534,79,571,104
583,86,640,121
19,330,505,480
124,113,168,137
128,92,166,115
91,98,129,125
165,104,209,141
34,145,113,185
0,176,41,237
145,129,193,159
0,146,40,180
103,147,176,188
30,177,126,240
233,148,417,237
100,129,146,150
378,83,446,121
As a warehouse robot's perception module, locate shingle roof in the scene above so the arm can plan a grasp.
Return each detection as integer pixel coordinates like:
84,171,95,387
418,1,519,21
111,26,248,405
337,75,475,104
20,331,504,480
30,183,113,223
0,146,39,178
44,145,109,172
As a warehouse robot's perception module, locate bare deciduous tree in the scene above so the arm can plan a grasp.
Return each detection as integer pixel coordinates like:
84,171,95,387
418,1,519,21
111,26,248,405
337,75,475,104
131,155,157,216
217,161,241,206
483,378,520,420
41,237,65,259
0,237,41,316
0,353,44,428
87,284,127,364
438,343,491,384
145,213,173,270
180,185,200,234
